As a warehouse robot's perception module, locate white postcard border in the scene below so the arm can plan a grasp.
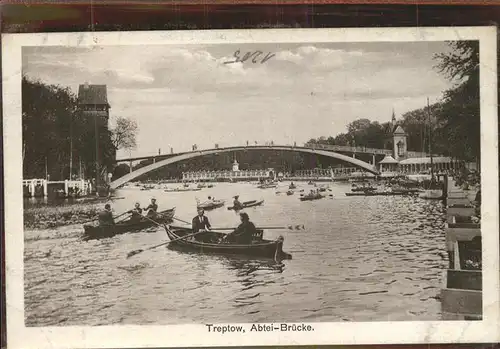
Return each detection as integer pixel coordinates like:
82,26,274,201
3,27,499,348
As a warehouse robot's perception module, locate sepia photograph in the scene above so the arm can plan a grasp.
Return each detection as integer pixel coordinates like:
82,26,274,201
3,27,499,348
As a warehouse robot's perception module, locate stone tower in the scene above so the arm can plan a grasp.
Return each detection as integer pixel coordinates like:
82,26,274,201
393,125,407,161
77,83,110,123
77,83,111,192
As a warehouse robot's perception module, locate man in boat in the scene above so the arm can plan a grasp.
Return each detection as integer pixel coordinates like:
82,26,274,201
233,195,243,211
98,204,115,226
225,212,256,244
144,198,158,218
192,208,213,242
128,202,143,222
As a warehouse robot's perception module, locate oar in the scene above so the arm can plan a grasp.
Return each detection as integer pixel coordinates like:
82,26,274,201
82,211,130,224
126,229,206,259
211,225,305,231
115,213,132,224
173,216,191,225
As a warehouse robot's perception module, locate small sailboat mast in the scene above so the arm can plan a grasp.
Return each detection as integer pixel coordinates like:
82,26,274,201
427,97,435,182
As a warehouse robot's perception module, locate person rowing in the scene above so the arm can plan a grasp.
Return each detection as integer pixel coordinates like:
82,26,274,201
192,208,214,242
98,204,115,227
128,202,143,223
224,212,256,244
144,198,158,218
232,195,243,211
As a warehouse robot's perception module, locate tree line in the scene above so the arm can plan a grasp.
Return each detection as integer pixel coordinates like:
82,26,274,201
22,76,137,182
307,41,480,163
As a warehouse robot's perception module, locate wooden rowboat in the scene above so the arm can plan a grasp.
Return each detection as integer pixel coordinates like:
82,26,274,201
299,193,324,201
227,199,264,210
83,208,175,240
165,188,201,192
165,225,292,260
257,183,278,189
197,199,225,210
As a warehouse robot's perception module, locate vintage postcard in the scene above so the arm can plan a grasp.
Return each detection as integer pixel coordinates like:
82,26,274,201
3,27,499,348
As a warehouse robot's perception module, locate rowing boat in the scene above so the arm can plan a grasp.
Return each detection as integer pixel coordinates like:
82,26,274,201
227,199,264,210
164,188,202,192
345,191,407,197
197,199,225,210
351,186,376,192
257,183,278,189
299,193,324,201
83,208,175,240
164,225,292,260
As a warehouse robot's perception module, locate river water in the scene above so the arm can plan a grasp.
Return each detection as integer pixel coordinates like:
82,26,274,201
24,181,448,326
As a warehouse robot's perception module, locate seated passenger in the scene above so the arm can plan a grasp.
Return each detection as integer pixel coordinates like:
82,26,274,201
225,212,256,244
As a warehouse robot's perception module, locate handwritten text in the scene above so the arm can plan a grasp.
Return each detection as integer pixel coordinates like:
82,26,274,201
224,50,275,65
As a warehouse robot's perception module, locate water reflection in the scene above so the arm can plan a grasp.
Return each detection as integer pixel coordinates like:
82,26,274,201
24,182,448,325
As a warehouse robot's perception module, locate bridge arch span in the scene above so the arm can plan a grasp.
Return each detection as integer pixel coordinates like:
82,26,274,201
110,146,379,189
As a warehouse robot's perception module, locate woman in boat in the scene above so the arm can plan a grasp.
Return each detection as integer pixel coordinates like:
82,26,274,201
232,195,243,211
144,198,158,218
98,204,115,227
225,212,256,244
128,202,143,222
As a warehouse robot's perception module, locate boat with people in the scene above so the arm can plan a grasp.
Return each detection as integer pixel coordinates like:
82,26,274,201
351,184,376,192
83,207,176,240
164,225,292,260
286,190,294,196
227,199,264,210
299,192,324,201
164,187,202,192
197,198,225,210
345,191,413,197
289,183,297,189
257,182,278,189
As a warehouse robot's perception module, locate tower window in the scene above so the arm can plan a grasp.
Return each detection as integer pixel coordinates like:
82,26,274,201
397,141,405,156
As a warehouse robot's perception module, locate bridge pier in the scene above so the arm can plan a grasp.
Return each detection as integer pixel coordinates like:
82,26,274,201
372,154,376,165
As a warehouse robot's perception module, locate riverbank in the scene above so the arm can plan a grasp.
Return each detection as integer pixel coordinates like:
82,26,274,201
23,196,125,230
24,202,102,230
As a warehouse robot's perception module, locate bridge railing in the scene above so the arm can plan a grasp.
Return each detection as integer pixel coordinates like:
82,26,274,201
303,143,392,155
117,143,396,162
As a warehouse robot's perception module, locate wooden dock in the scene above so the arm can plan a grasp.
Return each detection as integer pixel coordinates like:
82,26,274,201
441,177,482,320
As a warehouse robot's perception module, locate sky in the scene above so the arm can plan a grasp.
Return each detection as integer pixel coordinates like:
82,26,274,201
23,41,455,158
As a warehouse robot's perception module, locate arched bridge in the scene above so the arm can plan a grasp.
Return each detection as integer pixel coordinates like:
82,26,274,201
110,145,380,189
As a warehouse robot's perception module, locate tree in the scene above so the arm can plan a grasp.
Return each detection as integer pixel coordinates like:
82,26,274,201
22,76,118,181
22,76,77,180
433,41,480,162
111,117,138,151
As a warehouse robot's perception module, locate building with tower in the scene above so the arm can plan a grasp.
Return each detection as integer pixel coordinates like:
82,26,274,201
77,83,110,120
182,156,274,182
393,125,408,161
379,108,464,175
77,83,113,191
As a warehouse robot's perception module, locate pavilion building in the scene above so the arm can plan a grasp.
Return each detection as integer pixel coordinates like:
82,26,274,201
378,109,465,175
182,158,275,182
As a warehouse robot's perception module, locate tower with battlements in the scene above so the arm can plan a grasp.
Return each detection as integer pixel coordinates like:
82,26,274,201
77,83,112,193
